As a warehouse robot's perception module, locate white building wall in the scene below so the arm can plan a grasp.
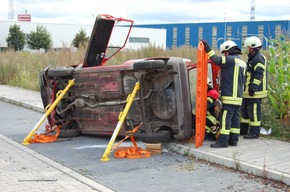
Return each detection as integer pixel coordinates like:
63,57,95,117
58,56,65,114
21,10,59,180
0,21,166,50
128,27,166,49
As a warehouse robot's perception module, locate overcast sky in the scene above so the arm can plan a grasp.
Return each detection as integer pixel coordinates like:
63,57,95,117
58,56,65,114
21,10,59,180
1,0,290,25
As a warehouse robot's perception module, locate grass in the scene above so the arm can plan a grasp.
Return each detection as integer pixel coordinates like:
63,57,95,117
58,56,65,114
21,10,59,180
232,150,242,170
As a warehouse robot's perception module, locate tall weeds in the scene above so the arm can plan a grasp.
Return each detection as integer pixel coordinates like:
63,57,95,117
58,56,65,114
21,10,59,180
263,35,290,141
267,35,290,120
0,45,87,90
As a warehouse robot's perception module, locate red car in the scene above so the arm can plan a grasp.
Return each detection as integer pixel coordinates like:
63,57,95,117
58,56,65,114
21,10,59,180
40,14,220,143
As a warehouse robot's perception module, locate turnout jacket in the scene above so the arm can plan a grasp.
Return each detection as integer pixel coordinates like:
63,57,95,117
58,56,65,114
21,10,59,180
207,50,246,106
207,88,219,117
243,51,267,98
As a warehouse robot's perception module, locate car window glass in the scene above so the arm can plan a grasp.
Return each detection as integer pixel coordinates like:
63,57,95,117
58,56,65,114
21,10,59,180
189,68,197,111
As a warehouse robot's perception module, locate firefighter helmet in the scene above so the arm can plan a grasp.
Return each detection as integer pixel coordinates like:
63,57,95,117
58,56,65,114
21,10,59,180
243,36,262,48
220,40,237,53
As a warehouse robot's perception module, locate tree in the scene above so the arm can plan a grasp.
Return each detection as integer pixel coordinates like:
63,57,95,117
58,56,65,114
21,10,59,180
26,25,52,51
6,24,26,51
72,28,89,48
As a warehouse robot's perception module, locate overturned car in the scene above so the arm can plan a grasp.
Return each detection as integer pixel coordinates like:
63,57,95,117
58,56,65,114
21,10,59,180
40,14,219,143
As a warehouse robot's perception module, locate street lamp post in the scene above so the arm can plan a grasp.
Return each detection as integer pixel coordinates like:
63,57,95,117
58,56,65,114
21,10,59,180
224,13,227,40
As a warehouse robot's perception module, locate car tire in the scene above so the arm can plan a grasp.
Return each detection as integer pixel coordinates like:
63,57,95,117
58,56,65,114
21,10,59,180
134,130,171,143
47,67,74,77
58,128,81,138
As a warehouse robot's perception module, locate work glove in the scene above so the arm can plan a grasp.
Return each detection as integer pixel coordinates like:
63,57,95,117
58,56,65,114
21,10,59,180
201,40,212,53
249,89,255,97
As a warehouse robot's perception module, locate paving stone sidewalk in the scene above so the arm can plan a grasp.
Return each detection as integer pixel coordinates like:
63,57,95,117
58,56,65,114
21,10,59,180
0,134,113,192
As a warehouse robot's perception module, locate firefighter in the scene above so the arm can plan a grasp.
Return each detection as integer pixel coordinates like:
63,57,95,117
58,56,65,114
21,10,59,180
201,40,246,148
192,78,220,141
205,78,220,141
240,36,267,139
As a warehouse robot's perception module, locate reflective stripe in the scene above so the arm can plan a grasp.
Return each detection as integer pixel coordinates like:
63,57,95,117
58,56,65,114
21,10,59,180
221,110,227,130
233,58,246,99
220,129,230,135
206,126,211,133
243,91,267,98
245,71,251,87
250,121,261,126
241,117,250,124
253,78,261,85
208,50,215,57
207,114,217,124
233,65,239,97
254,62,265,70
222,96,243,105
222,56,226,64
234,58,247,69
230,128,240,134
253,103,258,122
207,97,213,103
192,109,196,115
249,102,261,126
255,91,267,97
220,110,230,135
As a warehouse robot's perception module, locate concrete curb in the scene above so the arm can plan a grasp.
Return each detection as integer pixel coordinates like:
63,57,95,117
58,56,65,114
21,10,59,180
0,96,43,113
167,142,290,186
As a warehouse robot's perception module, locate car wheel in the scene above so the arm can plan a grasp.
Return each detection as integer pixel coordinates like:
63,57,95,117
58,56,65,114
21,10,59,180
47,67,74,77
134,130,171,143
58,128,81,138
58,123,81,138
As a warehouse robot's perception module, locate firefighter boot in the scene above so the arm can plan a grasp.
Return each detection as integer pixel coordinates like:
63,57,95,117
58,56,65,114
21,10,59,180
240,123,249,135
243,133,259,139
210,135,228,148
243,126,260,139
228,133,238,146
210,142,228,148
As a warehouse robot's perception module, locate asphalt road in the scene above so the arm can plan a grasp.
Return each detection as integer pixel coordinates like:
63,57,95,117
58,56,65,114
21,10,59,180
0,100,287,192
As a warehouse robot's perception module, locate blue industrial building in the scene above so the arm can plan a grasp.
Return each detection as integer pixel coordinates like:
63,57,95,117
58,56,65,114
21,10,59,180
134,20,290,49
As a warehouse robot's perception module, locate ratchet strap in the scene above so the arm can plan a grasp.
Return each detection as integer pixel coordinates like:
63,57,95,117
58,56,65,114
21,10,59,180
113,122,151,159
28,125,62,143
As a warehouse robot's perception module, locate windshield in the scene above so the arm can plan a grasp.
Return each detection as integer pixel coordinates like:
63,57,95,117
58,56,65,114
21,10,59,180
188,63,214,111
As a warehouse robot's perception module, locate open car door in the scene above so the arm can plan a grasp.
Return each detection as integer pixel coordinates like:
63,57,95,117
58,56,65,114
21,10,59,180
83,14,134,67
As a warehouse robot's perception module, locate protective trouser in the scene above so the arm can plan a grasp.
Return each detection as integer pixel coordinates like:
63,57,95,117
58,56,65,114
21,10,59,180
240,98,262,136
205,112,217,133
216,104,241,145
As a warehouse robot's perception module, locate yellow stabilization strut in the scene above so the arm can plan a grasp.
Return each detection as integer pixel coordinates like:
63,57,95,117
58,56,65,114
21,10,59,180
22,79,75,146
100,81,140,161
